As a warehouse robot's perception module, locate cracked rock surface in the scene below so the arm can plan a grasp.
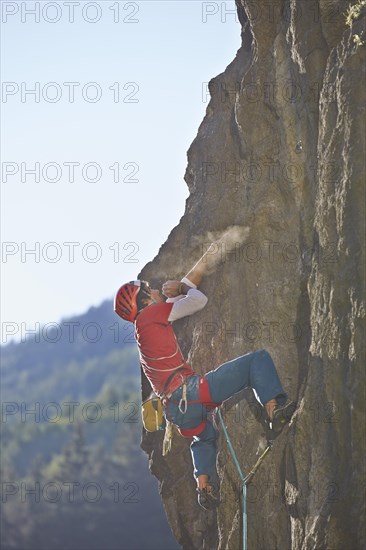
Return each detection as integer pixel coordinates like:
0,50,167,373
139,2,365,548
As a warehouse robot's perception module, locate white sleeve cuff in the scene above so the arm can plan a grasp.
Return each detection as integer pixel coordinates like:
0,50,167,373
181,277,197,289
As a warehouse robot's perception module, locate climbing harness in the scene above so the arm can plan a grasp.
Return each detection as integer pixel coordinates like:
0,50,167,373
165,375,222,439
217,408,272,550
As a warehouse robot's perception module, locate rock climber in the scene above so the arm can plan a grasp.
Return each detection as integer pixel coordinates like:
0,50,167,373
114,244,296,510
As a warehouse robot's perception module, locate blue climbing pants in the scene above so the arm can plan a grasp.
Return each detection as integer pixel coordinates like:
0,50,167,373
164,349,287,480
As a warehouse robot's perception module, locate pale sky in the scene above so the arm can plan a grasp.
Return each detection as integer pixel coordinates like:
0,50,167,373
1,1,241,343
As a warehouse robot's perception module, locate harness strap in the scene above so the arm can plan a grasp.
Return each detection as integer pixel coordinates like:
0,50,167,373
198,376,222,410
163,397,207,438
168,376,222,438
177,420,207,438
162,366,186,395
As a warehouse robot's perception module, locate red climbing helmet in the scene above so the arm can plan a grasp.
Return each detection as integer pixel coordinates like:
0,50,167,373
114,280,143,322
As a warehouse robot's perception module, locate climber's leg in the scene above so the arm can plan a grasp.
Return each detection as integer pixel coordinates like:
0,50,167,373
205,349,287,407
190,420,218,482
190,420,220,510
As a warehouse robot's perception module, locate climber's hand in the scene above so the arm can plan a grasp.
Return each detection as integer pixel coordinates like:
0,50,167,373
162,280,184,298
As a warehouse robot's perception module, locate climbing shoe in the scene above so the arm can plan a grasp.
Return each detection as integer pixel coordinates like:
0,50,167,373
270,400,296,433
197,486,220,511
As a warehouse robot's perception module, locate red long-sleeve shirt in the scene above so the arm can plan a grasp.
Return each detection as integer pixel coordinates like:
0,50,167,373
134,285,207,397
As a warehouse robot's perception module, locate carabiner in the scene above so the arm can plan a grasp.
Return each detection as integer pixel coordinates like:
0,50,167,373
178,378,188,414
178,397,188,414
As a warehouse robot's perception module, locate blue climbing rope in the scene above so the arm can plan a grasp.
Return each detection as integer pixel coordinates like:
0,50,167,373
217,408,271,550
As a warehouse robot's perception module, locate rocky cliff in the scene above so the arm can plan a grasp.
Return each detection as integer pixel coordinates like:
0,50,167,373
139,1,365,548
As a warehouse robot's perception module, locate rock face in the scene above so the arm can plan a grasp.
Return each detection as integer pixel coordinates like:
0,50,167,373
139,1,365,548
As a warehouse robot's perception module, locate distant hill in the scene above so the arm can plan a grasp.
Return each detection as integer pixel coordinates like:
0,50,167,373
0,300,179,550
1,299,138,403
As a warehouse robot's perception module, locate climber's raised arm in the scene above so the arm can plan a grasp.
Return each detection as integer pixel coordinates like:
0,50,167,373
162,242,220,299
164,277,207,322
161,242,221,322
